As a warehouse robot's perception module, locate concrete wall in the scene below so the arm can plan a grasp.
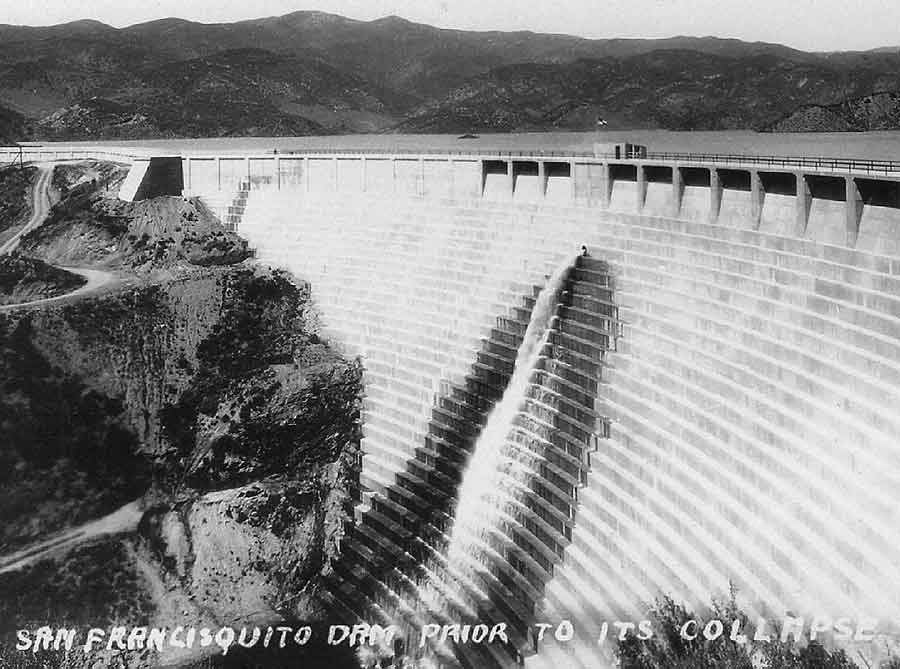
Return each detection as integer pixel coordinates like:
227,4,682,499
608,164,639,212
176,154,900,254
170,151,900,667
717,169,756,229
759,171,799,236
234,160,900,667
806,175,849,246
857,178,900,256
642,166,675,217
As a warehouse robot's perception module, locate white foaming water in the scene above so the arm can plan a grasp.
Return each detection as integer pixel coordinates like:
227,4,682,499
445,255,576,571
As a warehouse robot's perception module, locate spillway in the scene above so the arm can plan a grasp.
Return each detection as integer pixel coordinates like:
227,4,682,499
82,144,900,667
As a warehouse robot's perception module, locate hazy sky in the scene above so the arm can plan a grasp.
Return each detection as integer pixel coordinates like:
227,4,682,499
3,0,899,52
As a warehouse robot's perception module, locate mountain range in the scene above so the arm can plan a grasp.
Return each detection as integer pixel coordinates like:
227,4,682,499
3,12,900,141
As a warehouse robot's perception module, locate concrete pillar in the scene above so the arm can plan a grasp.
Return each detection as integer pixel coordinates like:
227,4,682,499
184,157,191,195
599,163,611,208
215,157,222,191
507,160,515,199
245,157,251,191
538,161,547,199
570,162,577,202
420,157,426,197
846,176,863,248
750,170,764,230
304,157,310,194
448,157,455,199
636,164,647,213
275,156,281,191
795,172,811,236
672,166,684,218
710,168,722,224
392,157,397,195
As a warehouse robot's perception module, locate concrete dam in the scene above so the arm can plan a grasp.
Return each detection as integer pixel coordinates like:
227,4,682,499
12,143,900,666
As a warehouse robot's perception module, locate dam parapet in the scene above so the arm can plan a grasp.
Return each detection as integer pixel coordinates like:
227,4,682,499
6,143,900,255
164,148,900,256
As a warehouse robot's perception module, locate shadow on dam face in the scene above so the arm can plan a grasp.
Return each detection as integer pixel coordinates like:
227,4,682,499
322,255,616,669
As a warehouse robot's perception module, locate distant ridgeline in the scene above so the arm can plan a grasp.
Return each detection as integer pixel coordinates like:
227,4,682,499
13,142,900,668
6,16,900,136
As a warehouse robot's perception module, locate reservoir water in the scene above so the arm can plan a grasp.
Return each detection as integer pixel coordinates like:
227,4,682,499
24,129,900,160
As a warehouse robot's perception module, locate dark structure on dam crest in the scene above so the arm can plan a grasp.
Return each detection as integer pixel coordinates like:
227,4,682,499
10,142,900,667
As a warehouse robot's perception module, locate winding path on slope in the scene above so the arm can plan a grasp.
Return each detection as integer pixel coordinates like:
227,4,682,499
0,165,53,255
0,501,143,575
0,162,117,311
0,162,136,572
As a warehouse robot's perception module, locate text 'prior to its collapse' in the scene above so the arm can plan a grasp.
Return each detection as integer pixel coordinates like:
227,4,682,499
13,617,884,656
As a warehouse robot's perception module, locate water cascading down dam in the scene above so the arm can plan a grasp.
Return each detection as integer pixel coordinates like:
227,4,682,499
20,142,900,667
319,252,612,667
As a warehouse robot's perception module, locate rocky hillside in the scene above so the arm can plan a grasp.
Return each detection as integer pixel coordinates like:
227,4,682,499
17,161,249,270
0,166,36,246
0,253,85,305
0,167,363,668
3,12,900,136
767,90,900,132
0,103,27,144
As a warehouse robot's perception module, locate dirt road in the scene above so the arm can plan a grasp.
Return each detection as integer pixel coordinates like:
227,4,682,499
0,165,53,255
0,162,118,310
0,500,143,575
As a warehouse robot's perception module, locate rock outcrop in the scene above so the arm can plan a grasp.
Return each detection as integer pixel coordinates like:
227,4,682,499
0,164,363,668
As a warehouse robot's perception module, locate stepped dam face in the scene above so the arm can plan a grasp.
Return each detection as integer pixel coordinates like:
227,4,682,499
41,146,900,667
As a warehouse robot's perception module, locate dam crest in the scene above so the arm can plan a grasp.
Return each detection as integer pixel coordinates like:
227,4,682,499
7,144,900,667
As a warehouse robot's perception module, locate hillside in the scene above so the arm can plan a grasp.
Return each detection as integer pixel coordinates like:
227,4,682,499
768,90,900,132
3,12,900,137
393,51,900,132
0,164,363,668
0,103,26,145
